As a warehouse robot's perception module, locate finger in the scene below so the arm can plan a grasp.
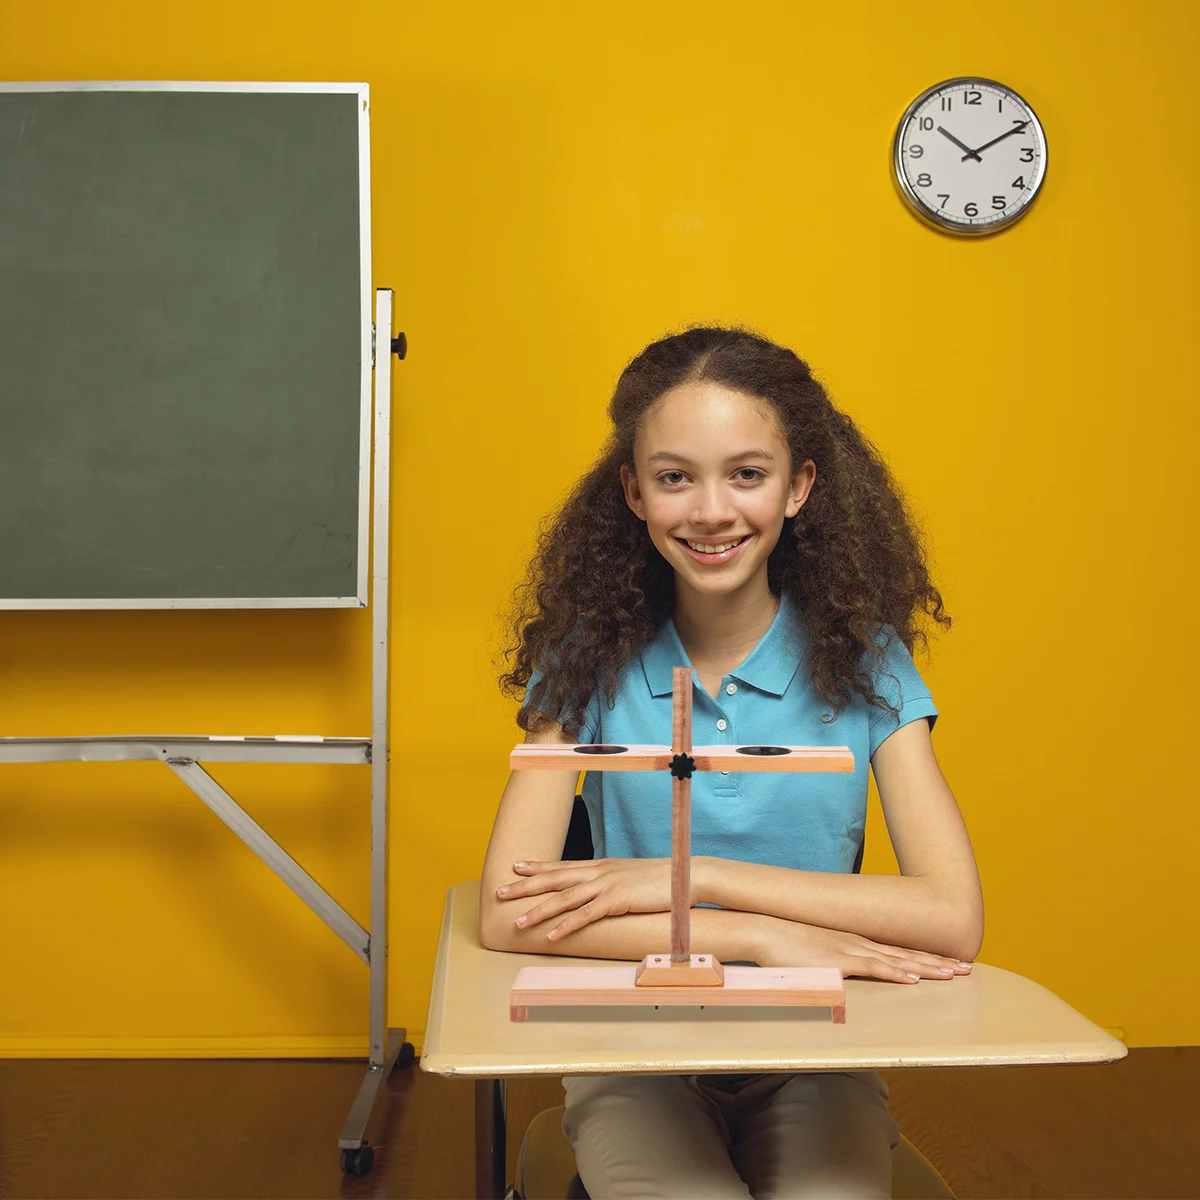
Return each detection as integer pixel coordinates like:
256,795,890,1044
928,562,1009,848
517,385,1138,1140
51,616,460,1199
497,866,592,900
513,886,594,930
859,939,971,975
881,952,962,980
512,860,567,875
887,942,969,964
546,900,606,940
894,950,972,975
846,956,921,985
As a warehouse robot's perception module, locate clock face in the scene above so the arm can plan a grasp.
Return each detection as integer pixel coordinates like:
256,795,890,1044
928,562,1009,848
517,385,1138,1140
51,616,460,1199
893,78,1047,234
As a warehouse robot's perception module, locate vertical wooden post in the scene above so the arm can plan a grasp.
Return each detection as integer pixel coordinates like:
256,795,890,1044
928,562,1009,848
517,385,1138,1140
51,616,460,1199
670,666,692,963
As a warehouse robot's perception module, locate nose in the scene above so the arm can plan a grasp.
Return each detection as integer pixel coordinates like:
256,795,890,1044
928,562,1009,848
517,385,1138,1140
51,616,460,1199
691,480,736,528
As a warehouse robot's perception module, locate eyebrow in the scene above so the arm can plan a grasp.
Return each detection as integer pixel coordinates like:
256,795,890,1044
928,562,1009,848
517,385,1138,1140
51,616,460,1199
645,448,778,466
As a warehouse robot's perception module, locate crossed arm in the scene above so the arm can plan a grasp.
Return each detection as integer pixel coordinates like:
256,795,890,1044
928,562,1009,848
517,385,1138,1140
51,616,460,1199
479,716,984,979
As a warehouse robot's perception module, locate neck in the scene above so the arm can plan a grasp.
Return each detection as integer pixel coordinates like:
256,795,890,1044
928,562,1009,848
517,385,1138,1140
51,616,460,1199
672,576,779,667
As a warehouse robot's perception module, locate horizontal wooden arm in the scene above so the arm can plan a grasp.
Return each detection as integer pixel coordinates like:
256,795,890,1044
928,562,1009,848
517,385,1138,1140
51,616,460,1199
509,743,854,773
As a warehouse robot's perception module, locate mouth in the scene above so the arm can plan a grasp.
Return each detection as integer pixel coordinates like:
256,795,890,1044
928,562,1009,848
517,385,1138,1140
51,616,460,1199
674,534,752,565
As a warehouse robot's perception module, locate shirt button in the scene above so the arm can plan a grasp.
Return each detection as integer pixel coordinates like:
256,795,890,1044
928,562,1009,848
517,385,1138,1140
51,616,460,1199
725,683,737,695
716,719,727,732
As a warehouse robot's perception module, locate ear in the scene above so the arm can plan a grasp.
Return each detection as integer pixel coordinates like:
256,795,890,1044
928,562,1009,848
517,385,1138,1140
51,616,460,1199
785,460,816,519
620,464,647,521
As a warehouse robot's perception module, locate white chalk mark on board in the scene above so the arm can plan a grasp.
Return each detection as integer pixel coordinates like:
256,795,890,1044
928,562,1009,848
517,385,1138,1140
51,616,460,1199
49,530,184,587
25,484,54,524
0,473,60,528
1,469,183,587
17,105,37,144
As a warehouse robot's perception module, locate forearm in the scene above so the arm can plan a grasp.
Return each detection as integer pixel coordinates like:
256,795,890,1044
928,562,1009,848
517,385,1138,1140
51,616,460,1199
693,856,983,961
480,896,768,963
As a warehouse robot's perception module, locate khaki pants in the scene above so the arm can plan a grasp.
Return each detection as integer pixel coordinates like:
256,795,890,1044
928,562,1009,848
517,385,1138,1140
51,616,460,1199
562,1072,900,1200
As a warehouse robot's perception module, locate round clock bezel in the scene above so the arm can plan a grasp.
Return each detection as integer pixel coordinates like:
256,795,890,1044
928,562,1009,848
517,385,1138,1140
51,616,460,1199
892,76,1048,236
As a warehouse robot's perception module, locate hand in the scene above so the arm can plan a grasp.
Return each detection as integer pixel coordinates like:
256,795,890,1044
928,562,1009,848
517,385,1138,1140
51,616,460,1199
497,857,674,940
752,915,972,984
965,120,1030,160
937,125,982,162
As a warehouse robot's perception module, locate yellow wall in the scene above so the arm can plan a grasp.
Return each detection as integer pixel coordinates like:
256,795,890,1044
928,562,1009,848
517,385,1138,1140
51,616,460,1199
1,0,1196,1054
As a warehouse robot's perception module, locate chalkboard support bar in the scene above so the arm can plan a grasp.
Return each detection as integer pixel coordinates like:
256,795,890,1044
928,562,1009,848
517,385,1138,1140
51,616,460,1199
165,759,370,960
336,287,411,1163
368,288,395,1070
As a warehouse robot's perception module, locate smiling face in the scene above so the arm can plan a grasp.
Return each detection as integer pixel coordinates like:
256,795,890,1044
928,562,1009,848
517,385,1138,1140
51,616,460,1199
620,380,815,604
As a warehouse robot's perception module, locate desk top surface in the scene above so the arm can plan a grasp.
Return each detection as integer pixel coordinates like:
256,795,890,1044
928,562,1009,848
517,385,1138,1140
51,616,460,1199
420,881,1126,1078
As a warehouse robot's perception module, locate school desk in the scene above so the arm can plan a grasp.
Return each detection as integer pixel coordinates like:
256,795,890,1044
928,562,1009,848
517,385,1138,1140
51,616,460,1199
421,879,1127,1200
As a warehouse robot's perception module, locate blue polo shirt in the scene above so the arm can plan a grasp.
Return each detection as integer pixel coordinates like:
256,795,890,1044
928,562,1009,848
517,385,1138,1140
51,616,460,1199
528,596,937,874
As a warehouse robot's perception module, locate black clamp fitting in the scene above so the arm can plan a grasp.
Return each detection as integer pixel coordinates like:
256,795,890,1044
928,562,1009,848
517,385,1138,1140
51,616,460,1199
668,753,696,781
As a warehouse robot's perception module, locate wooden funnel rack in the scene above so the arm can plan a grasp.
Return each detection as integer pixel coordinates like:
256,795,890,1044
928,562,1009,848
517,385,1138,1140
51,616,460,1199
507,667,853,1023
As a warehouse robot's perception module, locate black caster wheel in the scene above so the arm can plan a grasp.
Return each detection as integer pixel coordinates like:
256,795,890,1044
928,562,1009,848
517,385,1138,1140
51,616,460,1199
395,1041,416,1070
341,1144,374,1176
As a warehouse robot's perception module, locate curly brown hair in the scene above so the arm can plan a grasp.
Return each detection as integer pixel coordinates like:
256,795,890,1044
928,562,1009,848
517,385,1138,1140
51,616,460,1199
500,326,951,737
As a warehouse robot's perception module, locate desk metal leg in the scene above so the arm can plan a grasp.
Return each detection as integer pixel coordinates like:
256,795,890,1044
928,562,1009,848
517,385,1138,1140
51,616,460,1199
475,1077,507,1200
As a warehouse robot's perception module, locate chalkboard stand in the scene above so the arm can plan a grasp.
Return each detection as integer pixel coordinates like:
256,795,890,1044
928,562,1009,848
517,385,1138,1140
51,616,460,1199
337,287,410,1171
0,289,407,1177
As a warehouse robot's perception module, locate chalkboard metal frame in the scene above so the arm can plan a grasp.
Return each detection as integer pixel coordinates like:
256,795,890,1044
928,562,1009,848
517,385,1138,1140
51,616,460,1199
0,80,373,609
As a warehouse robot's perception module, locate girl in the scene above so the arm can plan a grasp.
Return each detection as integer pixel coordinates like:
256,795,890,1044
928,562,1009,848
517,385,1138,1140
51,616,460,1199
481,327,983,1199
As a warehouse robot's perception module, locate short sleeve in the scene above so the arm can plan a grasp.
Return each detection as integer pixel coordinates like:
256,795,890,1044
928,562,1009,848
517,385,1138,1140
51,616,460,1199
523,665,600,743
867,628,939,759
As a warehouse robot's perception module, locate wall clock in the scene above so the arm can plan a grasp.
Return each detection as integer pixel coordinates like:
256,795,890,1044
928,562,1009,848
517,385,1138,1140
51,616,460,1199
893,77,1047,235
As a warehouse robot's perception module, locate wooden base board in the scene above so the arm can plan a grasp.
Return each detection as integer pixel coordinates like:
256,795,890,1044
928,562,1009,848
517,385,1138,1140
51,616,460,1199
510,964,845,1022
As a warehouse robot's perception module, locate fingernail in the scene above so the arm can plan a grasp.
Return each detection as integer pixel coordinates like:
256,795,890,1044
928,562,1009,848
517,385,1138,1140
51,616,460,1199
935,966,953,974
905,972,920,981
497,886,509,896
957,961,972,969
546,929,559,940
513,862,526,869
514,915,526,926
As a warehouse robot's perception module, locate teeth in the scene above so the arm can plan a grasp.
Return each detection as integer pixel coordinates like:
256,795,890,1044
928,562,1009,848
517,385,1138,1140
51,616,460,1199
686,538,743,554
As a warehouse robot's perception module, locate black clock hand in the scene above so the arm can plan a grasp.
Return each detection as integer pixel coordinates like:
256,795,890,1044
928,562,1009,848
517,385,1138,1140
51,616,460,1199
937,125,982,162
965,120,1031,159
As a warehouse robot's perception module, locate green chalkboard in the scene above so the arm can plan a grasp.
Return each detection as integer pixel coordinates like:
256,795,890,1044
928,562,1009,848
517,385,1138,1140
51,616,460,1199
0,84,370,607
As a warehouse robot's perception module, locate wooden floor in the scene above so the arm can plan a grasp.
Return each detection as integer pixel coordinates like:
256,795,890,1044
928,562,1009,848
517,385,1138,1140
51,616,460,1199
0,1048,1196,1198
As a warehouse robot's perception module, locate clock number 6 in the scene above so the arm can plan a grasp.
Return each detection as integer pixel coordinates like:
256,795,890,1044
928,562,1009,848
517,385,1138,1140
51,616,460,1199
964,202,979,217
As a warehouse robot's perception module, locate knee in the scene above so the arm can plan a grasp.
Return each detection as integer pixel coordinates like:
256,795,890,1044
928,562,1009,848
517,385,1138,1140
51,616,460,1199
772,1073,900,1150
563,1073,690,1115
562,1074,700,1138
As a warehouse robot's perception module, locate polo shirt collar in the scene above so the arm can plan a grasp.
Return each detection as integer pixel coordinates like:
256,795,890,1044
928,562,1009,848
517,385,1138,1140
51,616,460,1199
640,594,805,698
